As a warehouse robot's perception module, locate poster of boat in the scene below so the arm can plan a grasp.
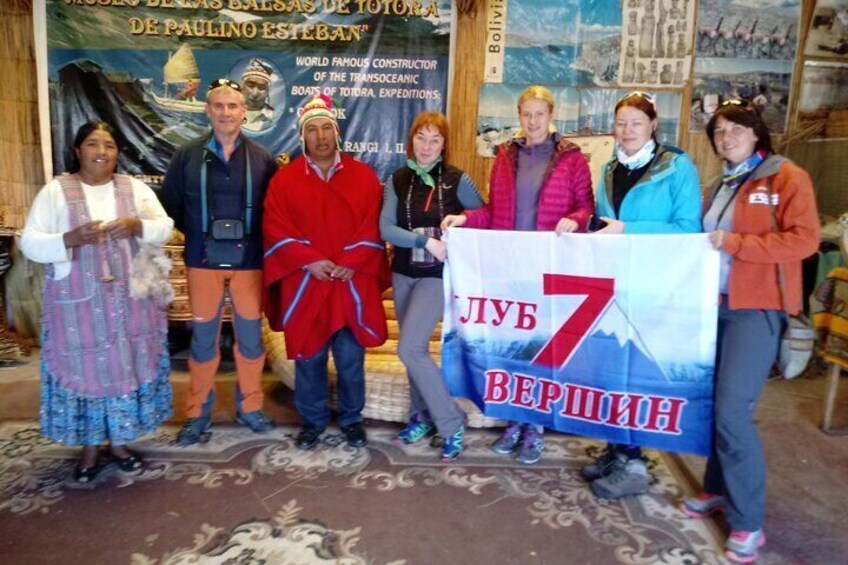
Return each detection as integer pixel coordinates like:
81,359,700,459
38,0,454,185
153,44,205,113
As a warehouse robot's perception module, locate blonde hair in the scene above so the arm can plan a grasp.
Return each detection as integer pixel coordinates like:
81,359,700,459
516,85,557,137
517,85,555,113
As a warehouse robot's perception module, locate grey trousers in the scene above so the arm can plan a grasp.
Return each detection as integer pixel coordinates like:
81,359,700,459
704,302,784,531
392,272,465,437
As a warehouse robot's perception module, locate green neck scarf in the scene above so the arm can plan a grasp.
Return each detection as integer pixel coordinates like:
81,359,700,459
407,156,442,189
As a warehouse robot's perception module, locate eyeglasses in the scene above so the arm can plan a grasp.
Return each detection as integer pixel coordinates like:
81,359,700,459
619,91,657,108
207,78,242,92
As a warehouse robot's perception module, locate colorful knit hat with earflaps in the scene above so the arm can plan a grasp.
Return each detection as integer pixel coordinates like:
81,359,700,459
241,58,275,85
297,93,341,152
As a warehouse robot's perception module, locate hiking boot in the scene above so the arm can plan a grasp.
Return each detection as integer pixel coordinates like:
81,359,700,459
396,413,436,445
515,428,544,465
176,417,212,447
296,425,323,450
341,422,368,448
236,410,274,433
590,455,649,499
681,492,726,518
580,445,618,482
725,529,766,563
441,423,465,461
491,424,523,454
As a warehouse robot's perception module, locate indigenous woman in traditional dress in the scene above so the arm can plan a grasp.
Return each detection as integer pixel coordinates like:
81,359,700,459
379,112,483,461
582,91,702,500
441,85,594,465
682,99,819,564
21,121,174,483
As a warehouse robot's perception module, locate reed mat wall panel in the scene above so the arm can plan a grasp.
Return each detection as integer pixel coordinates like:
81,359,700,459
0,0,42,230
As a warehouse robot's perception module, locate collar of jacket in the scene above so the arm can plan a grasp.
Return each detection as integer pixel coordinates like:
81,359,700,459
501,132,582,189
708,153,791,196
603,144,683,207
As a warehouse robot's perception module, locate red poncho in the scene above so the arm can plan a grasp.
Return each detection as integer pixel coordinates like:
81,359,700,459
263,154,389,360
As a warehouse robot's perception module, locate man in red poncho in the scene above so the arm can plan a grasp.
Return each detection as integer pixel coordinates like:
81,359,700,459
263,94,389,450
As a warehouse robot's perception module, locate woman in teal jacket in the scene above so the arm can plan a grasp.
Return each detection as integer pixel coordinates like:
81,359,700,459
594,106,701,234
583,91,702,499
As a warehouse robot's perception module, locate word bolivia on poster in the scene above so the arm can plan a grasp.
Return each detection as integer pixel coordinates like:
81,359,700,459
484,0,507,82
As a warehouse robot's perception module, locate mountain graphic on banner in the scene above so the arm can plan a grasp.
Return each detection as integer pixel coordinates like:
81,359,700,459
560,330,667,382
560,303,667,382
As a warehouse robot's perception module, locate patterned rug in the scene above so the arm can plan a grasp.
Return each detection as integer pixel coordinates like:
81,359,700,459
0,422,724,564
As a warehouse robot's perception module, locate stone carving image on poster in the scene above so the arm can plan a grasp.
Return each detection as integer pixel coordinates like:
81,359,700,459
487,0,622,86
617,0,697,87
804,0,848,60
796,61,848,140
578,89,682,144
696,0,799,60
475,84,580,157
39,0,453,185
690,58,791,133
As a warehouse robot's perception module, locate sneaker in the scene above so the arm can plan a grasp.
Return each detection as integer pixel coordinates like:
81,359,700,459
397,413,436,445
580,445,618,482
441,424,465,461
491,424,523,454
176,417,212,446
590,455,650,499
236,410,274,433
681,493,726,518
725,529,766,563
515,429,544,465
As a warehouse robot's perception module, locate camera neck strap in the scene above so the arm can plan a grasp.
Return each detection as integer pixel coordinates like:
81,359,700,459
200,140,253,236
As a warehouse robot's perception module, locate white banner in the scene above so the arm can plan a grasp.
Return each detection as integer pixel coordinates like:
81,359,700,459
442,229,719,456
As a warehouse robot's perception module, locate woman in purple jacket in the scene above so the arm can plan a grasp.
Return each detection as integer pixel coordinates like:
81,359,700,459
442,85,594,464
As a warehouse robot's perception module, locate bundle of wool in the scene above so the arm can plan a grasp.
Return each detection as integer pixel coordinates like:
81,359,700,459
129,244,174,306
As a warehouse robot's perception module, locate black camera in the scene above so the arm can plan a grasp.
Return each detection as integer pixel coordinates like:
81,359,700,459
211,219,244,240
206,219,246,268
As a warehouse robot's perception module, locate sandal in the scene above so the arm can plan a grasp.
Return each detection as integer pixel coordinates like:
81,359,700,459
111,449,144,472
72,464,101,484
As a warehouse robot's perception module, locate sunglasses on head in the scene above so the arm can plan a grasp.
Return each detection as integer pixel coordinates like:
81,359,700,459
720,98,754,110
207,78,241,92
619,90,657,108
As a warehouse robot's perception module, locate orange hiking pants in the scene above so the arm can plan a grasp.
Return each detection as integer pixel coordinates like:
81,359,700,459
185,268,265,418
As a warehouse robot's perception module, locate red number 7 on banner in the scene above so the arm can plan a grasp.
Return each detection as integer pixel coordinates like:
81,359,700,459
532,274,615,368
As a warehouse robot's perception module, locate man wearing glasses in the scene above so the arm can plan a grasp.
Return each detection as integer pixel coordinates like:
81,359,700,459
160,79,279,445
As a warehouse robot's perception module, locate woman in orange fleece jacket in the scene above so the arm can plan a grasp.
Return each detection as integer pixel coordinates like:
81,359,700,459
682,99,820,564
